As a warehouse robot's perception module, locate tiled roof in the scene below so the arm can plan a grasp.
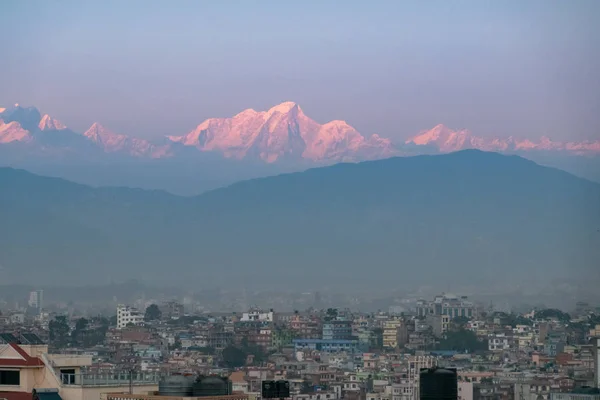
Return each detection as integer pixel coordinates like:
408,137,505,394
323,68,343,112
0,343,44,367
0,392,33,400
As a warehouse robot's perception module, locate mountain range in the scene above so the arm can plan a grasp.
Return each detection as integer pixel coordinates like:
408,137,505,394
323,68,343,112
2,102,600,193
2,102,599,161
1,150,599,288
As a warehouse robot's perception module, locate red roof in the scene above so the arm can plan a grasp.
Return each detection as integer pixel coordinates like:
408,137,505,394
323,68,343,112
0,343,44,367
0,392,33,400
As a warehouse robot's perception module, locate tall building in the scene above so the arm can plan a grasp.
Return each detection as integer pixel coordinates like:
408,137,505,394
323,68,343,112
28,290,43,310
595,337,600,389
383,318,403,348
408,355,437,400
116,304,144,329
322,319,353,340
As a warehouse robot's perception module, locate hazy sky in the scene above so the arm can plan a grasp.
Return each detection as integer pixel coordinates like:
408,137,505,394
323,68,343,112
1,0,599,142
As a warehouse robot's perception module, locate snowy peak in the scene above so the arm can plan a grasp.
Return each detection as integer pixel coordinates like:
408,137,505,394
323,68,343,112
168,101,392,163
38,114,67,131
406,124,600,155
0,104,42,132
83,122,170,158
266,101,301,117
0,119,32,143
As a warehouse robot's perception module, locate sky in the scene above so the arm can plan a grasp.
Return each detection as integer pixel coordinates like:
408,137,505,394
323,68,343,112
1,0,599,142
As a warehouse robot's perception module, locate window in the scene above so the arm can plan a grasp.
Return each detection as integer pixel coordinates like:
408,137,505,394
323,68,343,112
0,370,20,385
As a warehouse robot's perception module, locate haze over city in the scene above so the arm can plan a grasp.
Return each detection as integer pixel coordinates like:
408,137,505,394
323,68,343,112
1,2,600,400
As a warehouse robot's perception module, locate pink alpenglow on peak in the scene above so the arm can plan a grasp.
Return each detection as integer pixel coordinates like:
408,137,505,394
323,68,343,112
406,124,600,155
38,114,67,131
84,122,171,158
168,101,394,162
0,119,32,143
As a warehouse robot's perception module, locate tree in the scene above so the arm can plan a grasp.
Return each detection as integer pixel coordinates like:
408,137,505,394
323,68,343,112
144,304,161,321
71,317,89,346
449,316,470,331
324,308,338,321
438,329,487,353
222,346,247,368
49,316,70,348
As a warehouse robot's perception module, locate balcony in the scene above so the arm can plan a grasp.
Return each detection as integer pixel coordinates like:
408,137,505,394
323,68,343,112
59,372,160,387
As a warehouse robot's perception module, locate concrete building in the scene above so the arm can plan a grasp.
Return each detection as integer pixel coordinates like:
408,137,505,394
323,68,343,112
240,309,273,323
0,334,158,400
416,294,475,320
595,337,599,389
426,314,450,338
322,320,353,341
28,290,43,311
116,304,144,329
383,319,402,349
407,355,436,400
293,339,359,353
458,381,473,400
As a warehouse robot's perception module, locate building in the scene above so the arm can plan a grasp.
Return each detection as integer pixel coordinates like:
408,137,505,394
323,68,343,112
416,294,475,320
426,314,450,338
293,339,359,353
117,304,144,329
240,309,273,323
594,337,599,389
28,290,43,311
322,320,353,341
159,301,184,320
383,319,402,349
550,390,600,400
408,355,437,400
0,333,158,400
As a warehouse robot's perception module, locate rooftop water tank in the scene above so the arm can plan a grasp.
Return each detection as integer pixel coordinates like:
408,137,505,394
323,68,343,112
158,375,195,397
193,376,231,397
419,368,457,400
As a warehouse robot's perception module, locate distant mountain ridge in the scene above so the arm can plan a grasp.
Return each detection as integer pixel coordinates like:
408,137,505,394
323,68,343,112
1,150,599,287
406,124,600,155
2,103,599,165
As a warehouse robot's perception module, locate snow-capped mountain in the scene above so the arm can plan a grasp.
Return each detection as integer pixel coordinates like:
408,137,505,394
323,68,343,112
83,122,171,158
168,101,395,162
38,114,67,131
0,119,31,143
1,103,599,166
406,124,600,155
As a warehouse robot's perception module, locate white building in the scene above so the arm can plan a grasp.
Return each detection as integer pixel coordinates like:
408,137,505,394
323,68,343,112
240,309,273,322
28,289,43,310
117,304,144,329
595,336,599,389
408,355,437,400
488,333,512,351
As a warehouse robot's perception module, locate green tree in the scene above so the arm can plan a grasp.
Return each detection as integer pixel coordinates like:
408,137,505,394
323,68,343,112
222,346,247,368
449,316,470,331
324,308,338,321
49,316,70,348
536,309,570,322
144,304,162,321
71,317,89,346
438,329,487,353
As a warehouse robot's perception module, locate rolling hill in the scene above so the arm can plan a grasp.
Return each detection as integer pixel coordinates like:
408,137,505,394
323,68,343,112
1,150,598,288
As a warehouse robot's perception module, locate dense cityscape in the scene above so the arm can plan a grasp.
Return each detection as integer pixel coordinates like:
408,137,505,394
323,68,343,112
1,291,599,400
